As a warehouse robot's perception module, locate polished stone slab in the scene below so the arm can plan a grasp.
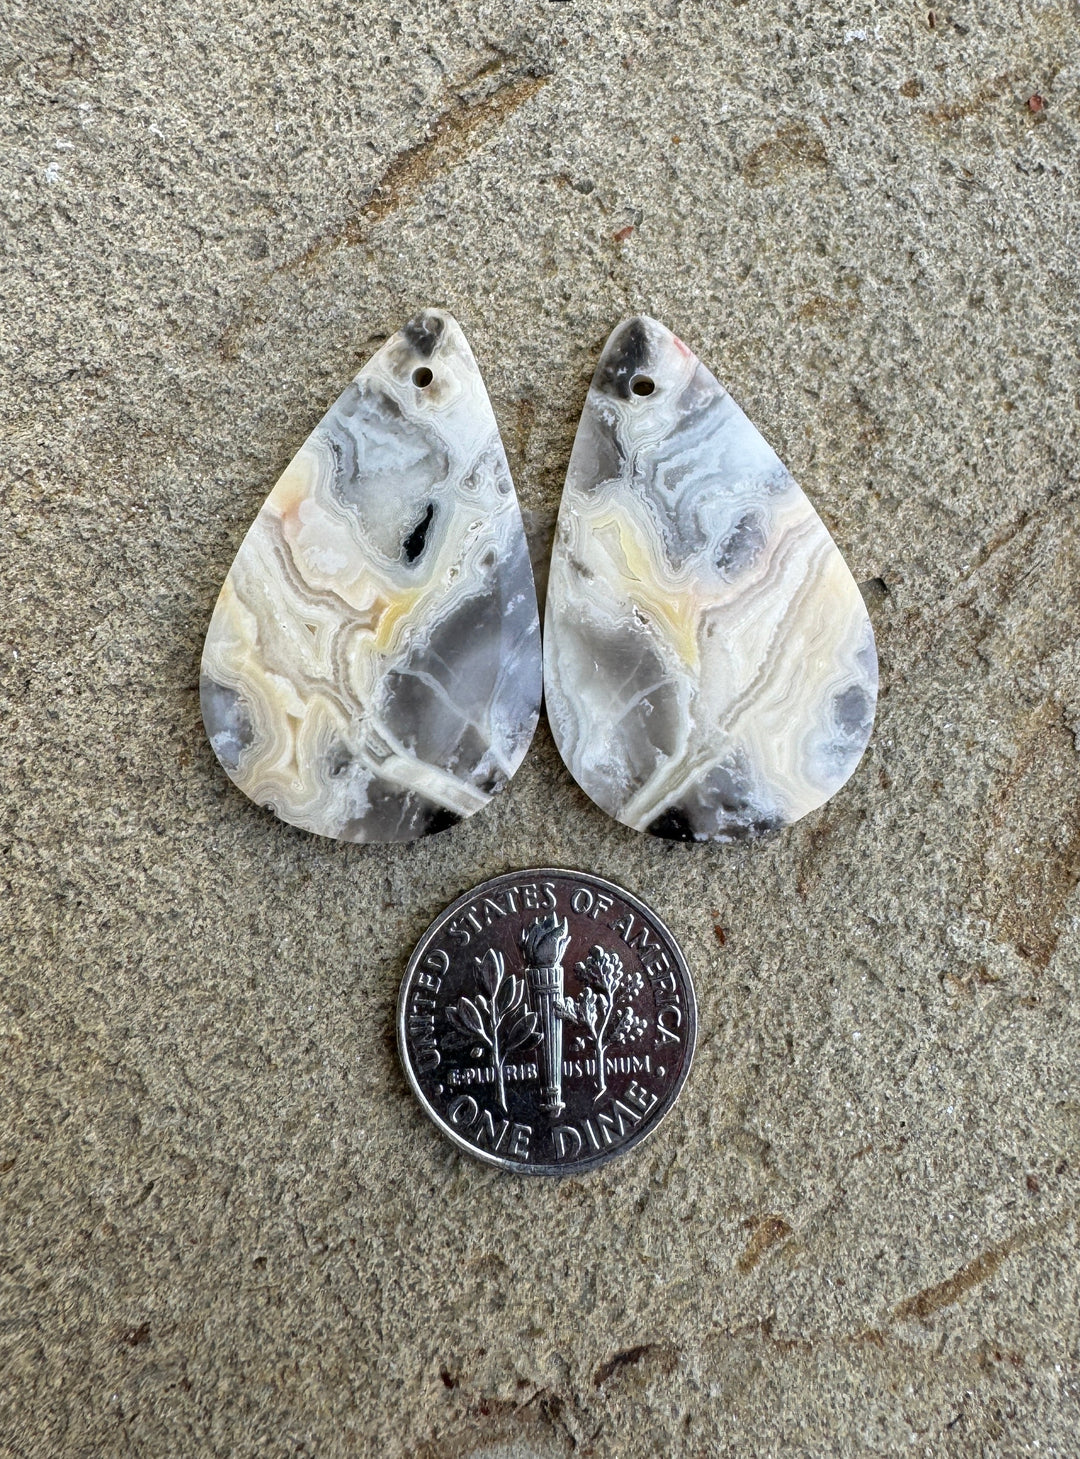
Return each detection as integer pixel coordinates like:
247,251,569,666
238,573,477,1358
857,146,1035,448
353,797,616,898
544,314,877,841
202,310,541,842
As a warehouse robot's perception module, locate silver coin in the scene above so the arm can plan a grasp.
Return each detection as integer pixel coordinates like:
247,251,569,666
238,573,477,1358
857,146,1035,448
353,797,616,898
397,868,697,1175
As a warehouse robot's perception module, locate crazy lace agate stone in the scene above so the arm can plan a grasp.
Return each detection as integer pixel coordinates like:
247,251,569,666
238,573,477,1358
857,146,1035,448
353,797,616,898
544,315,877,842
201,310,541,843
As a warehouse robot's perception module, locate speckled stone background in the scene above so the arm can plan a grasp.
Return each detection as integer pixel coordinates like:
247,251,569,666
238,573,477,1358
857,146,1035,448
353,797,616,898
2,2,1079,1455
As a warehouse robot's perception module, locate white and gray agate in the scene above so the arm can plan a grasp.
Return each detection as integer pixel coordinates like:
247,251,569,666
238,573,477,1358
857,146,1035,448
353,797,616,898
544,315,878,842
201,310,541,843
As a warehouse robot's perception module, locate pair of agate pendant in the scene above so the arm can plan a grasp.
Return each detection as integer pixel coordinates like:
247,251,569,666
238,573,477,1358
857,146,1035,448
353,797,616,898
202,311,878,845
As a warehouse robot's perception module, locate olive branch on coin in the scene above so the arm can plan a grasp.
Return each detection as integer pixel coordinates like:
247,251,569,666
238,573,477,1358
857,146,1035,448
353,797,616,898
446,949,542,1113
555,947,646,1099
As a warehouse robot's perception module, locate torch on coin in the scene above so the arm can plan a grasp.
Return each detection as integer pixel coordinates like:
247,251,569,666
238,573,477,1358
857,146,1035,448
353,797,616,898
521,913,571,1116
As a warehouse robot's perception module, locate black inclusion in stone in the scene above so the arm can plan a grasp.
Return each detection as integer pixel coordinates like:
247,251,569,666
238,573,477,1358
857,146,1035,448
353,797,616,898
403,503,435,563
403,313,444,358
646,805,698,841
596,318,651,400
424,806,463,836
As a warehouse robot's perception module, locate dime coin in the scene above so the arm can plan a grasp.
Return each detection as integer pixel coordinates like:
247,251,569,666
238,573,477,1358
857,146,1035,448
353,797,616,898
397,869,697,1175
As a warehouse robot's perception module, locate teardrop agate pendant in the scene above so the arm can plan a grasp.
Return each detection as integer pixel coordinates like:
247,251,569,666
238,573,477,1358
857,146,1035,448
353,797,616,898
543,315,877,843
201,310,542,843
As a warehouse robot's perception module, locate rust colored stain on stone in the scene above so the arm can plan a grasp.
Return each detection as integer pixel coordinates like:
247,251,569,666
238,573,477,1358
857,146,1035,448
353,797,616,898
742,124,827,188
982,699,1080,967
894,1241,1012,1321
924,72,1015,124
593,1342,678,1388
737,1215,793,1273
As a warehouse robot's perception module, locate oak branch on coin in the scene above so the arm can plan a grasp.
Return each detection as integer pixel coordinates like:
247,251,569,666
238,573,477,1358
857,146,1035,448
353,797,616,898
555,947,646,1100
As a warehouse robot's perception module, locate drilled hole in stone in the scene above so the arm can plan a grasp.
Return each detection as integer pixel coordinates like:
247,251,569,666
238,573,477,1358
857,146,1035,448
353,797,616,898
631,376,655,396
412,366,434,388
